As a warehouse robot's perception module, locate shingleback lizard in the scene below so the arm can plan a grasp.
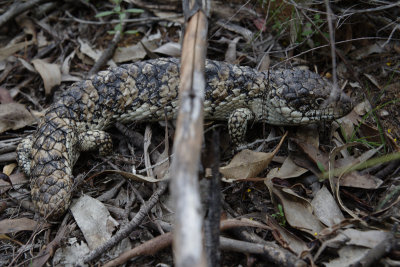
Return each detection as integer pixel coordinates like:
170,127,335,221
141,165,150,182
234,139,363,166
16,58,353,219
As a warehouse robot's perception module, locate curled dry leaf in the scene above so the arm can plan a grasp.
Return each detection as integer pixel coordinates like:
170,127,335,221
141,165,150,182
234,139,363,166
224,36,241,64
220,132,287,180
265,215,309,256
15,15,37,41
31,59,61,95
78,38,102,62
0,218,50,233
0,103,35,133
220,149,275,179
113,34,161,63
267,156,308,179
291,140,329,172
70,195,119,250
153,42,182,57
265,178,325,236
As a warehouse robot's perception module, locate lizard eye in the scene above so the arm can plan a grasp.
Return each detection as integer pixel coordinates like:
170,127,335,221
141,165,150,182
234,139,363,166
315,98,325,106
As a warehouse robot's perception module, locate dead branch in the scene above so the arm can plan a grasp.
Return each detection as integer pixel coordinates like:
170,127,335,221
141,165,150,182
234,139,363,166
204,130,222,267
170,0,209,266
102,232,173,267
220,237,307,267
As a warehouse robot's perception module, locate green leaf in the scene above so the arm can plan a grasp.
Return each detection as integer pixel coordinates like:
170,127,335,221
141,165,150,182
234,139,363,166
119,13,126,21
96,11,115,17
317,162,326,172
126,8,144,13
114,23,122,32
107,30,116,34
302,30,313,36
114,5,121,13
125,30,139,34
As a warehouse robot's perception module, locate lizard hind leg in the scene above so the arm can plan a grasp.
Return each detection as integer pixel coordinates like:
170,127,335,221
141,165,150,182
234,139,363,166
78,130,113,156
228,108,255,146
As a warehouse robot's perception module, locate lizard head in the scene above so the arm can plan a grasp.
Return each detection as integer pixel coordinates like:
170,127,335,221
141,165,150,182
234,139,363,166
264,68,353,125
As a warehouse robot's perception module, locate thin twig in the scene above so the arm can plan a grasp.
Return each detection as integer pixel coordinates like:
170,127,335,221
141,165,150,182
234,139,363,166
220,237,307,267
0,0,49,28
88,30,122,76
336,2,400,14
324,0,339,98
64,11,180,25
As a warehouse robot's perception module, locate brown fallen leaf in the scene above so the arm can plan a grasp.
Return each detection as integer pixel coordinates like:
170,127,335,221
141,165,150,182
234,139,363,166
0,103,35,133
0,218,50,234
267,156,308,179
0,172,28,194
265,178,326,236
2,163,17,176
32,58,61,95
339,172,383,189
265,215,309,256
220,132,287,180
0,40,34,61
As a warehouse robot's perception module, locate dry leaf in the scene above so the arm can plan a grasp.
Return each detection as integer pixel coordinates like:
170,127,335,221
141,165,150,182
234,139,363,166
311,186,344,227
2,163,17,176
0,218,50,233
70,195,119,250
220,149,275,179
78,38,102,61
153,42,182,57
341,228,390,248
0,103,35,133
265,178,325,235
339,172,383,189
0,172,29,194
220,132,287,179
0,40,34,61
32,59,61,95
267,156,308,179
266,216,309,256
114,34,161,63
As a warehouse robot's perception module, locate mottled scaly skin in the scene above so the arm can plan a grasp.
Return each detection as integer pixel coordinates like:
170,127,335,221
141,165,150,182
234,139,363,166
16,58,352,218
